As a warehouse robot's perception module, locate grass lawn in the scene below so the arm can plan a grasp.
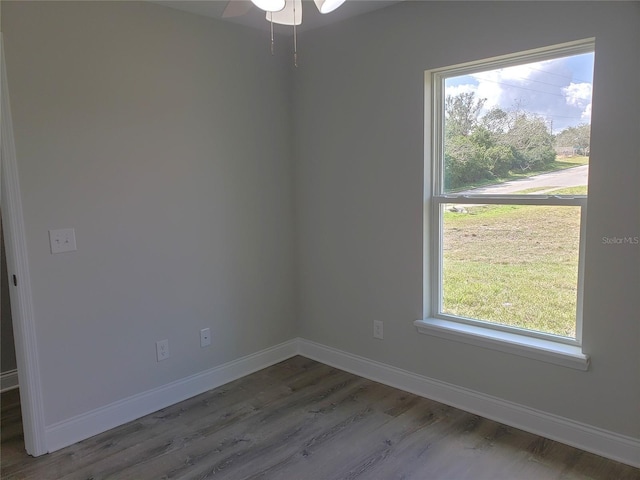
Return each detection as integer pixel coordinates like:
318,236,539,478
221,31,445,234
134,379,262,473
553,155,590,166
442,197,583,338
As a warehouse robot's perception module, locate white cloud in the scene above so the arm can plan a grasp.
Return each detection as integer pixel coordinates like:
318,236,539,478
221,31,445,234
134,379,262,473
563,82,592,124
473,75,504,110
563,82,592,108
467,59,561,111
445,83,477,98
444,56,593,132
581,103,592,121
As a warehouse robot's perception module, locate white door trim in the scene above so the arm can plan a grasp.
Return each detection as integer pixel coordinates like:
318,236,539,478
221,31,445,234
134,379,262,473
1,34,48,456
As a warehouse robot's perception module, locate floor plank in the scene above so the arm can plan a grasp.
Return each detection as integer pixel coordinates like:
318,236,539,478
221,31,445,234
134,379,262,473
1,357,638,480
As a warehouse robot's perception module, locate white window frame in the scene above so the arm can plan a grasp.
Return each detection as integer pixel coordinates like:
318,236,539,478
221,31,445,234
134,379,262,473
415,39,595,370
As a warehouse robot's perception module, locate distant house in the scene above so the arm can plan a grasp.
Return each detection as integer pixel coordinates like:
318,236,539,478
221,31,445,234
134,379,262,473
555,146,577,156
555,146,589,156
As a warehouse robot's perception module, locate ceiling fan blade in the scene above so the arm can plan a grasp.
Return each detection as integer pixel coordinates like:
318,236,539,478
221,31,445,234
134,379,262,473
222,0,253,18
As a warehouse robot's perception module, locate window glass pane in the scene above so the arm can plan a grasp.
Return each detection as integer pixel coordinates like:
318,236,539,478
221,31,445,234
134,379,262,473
443,53,594,195
441,203,581,338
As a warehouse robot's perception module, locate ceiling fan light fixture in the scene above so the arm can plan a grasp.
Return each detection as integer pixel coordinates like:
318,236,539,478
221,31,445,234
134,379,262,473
266,0,302,26
251,0,286,13
314,0,346,14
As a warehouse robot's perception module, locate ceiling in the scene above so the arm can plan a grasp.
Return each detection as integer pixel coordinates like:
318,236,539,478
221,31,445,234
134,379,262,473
154,0,402,34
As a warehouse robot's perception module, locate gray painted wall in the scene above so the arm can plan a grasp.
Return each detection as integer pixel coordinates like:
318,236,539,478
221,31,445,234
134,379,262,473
2,1,296,425
1,213,18,374
294,2,639,438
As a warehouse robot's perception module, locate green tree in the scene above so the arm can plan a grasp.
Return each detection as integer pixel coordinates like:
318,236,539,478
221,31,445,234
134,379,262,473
480,106,510,135
555,124,591,154
483,145,515,177
503,113,555,171
445,135,489,188
444,93,557,188
445,92,486,138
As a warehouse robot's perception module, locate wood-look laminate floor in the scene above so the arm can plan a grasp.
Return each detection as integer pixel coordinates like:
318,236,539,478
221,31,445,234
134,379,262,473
1,357,638,480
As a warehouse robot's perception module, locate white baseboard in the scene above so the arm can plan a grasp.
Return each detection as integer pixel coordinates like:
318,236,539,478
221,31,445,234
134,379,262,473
41,338,640,468
1,369,19,392
44,339,298,453
297,338,640,468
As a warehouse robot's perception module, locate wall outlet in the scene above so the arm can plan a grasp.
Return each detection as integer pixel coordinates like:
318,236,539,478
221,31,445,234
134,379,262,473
49,228,77,254
156,339,169,361
373,320,384,340
200,328,211,347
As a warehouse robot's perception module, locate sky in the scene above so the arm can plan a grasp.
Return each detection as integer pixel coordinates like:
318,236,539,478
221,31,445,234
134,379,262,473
445,52,594,134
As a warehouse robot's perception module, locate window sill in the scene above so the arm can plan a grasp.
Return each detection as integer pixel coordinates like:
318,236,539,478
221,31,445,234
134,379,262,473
414,318,589,371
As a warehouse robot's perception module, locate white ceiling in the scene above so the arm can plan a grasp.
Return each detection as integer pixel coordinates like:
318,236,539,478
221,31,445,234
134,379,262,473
154,0,402,34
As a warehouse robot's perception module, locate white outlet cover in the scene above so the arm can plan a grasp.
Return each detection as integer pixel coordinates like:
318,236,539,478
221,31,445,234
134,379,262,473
49,228,77,254
200,328,211,347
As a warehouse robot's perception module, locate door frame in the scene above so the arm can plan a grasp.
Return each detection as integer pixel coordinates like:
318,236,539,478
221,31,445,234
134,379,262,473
1,34,48,456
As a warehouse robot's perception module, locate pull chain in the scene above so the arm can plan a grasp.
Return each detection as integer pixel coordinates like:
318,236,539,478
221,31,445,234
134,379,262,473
293,1,298,67
269,12,274,55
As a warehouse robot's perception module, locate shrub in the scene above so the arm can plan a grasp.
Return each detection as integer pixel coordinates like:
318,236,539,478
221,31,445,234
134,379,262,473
484,145,515,177
445,136,494,189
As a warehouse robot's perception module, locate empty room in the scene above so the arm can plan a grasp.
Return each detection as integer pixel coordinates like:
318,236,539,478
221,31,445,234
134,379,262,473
1,1,638,478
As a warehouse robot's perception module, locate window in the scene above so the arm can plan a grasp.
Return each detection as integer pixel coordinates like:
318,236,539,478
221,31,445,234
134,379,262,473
416,40,595,370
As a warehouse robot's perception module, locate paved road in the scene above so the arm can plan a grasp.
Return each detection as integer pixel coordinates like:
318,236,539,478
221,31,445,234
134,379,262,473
458,164,588,195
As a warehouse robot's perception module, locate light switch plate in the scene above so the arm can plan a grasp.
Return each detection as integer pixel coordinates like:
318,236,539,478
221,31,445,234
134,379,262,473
156,340,169,362
373,320,384,339
49,228,77,254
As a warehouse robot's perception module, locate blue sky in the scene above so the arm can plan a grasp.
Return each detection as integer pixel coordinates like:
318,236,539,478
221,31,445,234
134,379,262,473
445,52,594,134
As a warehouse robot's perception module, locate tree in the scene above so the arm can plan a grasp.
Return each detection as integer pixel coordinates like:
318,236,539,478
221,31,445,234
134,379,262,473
555,124,591,154
444,93,557,187
480,106,510,135
445,135,488,188
503,113,555,171
445,92,486,138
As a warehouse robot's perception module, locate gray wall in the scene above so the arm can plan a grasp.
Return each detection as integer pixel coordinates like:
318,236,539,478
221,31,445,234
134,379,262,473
1,213,18,374
294,1,639,438
2,1,296,425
